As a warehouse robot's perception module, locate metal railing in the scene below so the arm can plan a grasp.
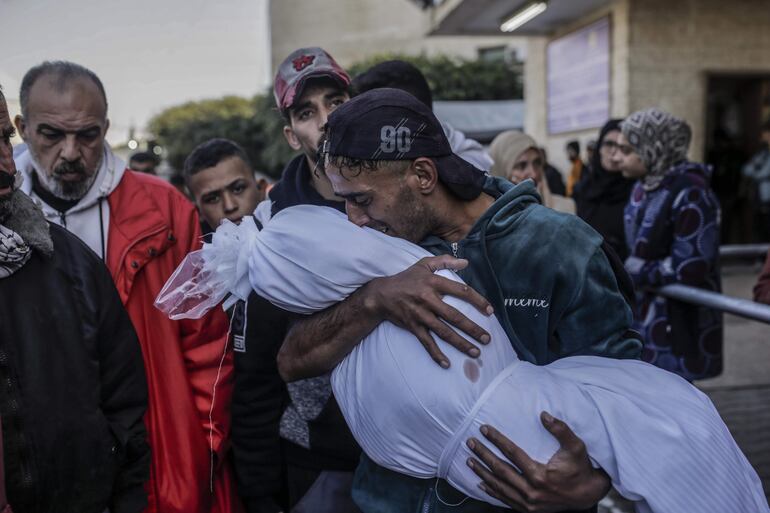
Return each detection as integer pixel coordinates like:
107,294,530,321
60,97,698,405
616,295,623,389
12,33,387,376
656,284,770,324
646,243,770,324
719,244,770,260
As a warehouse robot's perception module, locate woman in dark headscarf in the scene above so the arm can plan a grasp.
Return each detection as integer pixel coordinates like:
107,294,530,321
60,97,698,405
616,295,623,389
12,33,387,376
573,119,635,260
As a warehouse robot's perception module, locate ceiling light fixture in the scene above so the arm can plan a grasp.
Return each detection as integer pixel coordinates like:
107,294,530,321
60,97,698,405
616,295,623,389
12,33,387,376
500,2,548,33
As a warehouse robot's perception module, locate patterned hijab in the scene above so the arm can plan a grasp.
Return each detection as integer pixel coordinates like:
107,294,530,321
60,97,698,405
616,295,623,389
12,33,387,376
621,108,691,191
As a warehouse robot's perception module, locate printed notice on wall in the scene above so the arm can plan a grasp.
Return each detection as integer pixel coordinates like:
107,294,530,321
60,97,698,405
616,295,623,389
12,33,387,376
547,17,610,134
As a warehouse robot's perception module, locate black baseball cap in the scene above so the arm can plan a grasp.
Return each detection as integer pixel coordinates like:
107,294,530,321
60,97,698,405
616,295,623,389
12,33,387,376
321,88,486,200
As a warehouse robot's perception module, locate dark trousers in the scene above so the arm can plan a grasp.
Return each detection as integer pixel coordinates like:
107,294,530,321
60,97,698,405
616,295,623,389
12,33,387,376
288,465,362,513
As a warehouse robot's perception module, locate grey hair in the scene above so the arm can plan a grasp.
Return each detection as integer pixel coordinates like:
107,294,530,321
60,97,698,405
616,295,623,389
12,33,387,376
19,61,108,118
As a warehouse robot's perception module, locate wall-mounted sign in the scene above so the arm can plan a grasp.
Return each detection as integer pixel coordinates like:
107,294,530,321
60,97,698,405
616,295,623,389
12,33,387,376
547,17,610,134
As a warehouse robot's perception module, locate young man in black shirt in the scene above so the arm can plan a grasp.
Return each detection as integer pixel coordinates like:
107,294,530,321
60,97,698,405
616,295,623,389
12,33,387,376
230,47,362,513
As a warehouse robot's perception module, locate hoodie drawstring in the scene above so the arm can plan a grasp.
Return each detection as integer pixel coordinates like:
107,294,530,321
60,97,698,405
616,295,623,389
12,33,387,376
477,221,537,364
209,303,236,495
98,198,106,261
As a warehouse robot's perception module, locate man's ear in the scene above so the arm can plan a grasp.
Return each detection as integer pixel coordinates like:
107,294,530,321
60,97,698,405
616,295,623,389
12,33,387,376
411,157,438,195
14,115,27,141
283,125,302,151
104,118,110,138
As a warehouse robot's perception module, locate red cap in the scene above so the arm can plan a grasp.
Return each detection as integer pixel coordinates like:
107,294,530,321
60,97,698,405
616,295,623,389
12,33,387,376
273,47,350,112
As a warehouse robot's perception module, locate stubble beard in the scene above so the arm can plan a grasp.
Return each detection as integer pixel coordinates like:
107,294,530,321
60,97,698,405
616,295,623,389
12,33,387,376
29,146,101,201
393,185,434,244
0,192,12,223
0,171,17,222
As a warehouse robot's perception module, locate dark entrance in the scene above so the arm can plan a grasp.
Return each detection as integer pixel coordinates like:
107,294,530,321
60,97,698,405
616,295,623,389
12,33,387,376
705,74,770,243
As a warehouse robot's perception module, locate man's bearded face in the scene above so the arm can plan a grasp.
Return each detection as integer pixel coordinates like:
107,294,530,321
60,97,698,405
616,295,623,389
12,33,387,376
0,171,14,221
325,158,435,244
29,145,101,200
18,75,108,201
0,98,17,220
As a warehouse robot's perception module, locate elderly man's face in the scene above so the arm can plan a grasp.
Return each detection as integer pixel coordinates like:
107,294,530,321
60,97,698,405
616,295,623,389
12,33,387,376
16,75,109,200
325,158,433,244
0,99,17,205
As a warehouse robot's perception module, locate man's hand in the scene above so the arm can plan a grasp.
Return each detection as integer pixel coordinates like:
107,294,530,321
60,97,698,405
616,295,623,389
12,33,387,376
365,255,494,368
465,412,611,512
277,255,493,381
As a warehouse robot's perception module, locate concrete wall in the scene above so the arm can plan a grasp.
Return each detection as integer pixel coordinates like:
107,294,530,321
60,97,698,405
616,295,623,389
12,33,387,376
523,36,548,145
529,0,770,175
627,0,770,160
271,0,770,177
269,0,524,71
525,0,631,176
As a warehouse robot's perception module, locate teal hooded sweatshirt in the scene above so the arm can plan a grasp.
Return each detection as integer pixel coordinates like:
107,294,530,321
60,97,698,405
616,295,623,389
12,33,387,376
352,177,642,513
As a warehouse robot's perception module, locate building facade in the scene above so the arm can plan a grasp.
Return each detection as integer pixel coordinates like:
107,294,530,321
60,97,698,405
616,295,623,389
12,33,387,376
269,0,524,73
429,0,770,242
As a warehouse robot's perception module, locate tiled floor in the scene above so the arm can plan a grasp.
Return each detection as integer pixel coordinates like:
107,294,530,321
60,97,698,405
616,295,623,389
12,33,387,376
600,265,770,512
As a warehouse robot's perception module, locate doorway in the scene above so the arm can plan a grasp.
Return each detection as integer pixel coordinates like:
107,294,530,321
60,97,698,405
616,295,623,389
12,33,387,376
705,74,770,243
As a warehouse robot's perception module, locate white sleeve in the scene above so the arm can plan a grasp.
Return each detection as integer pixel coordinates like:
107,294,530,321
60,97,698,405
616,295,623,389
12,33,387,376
247,205,432,313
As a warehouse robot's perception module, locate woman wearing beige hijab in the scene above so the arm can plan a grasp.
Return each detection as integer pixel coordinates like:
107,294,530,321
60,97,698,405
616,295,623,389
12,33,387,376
489,131,575,214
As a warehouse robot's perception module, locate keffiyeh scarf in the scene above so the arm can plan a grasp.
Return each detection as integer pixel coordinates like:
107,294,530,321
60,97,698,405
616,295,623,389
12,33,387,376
621,108,692,191
0,224,31,278
0,171,29,278
0,175,53,278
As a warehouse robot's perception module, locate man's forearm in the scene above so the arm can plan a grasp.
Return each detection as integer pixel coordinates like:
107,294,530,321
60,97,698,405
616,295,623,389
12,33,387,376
277,280,382,382
277,255,492,381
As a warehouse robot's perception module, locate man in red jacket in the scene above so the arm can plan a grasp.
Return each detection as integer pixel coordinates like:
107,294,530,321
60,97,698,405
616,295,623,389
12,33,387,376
14,60,239,513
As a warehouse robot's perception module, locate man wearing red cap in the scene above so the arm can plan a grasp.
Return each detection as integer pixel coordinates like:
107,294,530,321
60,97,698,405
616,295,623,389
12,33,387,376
231,47,362,513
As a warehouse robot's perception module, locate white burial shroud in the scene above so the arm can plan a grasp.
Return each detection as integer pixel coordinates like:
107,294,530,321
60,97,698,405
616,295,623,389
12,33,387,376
156,205,769,513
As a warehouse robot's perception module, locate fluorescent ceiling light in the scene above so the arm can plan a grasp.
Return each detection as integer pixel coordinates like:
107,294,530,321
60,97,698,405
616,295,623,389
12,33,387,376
500,2,548,32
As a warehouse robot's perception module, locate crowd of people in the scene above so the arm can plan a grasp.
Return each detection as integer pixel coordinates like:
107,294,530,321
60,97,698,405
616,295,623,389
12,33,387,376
0,45,768,513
